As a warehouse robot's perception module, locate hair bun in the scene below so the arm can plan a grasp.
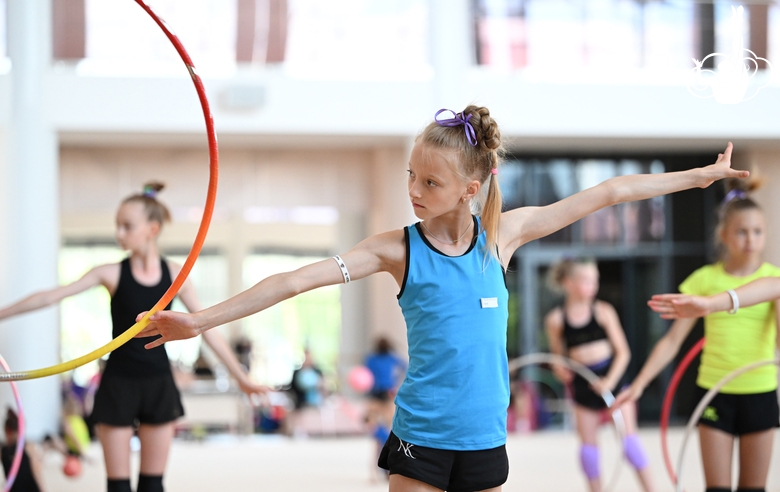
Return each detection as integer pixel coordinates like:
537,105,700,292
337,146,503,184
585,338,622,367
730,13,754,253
463,105,502,152
142,181,165,197
724,175,763,195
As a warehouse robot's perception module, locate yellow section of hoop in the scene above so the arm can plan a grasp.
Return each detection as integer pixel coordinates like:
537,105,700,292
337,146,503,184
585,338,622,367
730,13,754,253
0,310,156,382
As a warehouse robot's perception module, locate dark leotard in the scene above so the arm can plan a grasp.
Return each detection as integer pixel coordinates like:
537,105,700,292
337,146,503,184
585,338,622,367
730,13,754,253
104,258,173,378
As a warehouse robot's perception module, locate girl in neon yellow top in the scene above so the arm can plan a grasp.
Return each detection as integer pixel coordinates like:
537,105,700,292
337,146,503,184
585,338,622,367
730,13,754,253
678,261,779,394
615,178,779,492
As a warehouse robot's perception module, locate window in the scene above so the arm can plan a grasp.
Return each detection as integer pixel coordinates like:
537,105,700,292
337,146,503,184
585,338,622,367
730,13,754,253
285,0,430,80
242,253,341,387
474,0,697,73
166,252,230,368
500,157,665,244
81,0,237,76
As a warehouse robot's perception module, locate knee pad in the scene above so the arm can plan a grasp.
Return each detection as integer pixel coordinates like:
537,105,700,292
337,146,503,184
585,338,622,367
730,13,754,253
137,474,164,492
107,478,132,492
622,434,649,470
579,444,600,480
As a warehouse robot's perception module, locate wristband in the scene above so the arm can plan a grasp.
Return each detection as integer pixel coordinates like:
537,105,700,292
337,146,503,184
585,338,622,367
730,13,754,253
333,255,351,284
726,289,739,314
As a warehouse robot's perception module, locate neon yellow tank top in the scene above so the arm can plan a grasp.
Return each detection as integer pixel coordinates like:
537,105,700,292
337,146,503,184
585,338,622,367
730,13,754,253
679,262,779,394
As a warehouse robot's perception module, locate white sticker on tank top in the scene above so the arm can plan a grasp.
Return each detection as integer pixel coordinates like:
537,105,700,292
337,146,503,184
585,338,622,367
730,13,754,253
481,297,498,308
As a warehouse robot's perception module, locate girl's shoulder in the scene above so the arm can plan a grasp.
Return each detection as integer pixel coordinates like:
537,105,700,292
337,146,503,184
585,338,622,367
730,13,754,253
91,262,122,284
756,262,780,277
593,299,617,317
164,258,183,278
679,263,720,294
544,305,564,328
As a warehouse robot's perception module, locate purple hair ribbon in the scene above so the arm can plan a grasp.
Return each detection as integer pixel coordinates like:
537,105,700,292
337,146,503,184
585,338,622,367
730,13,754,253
435,109,478,147
142,186,158,199
721,188,747,205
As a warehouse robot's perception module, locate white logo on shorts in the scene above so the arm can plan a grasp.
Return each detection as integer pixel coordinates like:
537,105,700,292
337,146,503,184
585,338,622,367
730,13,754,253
397,439,416,459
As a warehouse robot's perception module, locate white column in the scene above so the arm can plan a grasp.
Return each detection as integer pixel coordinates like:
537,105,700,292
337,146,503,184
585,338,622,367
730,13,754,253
0,0,61,439
428,0,473,109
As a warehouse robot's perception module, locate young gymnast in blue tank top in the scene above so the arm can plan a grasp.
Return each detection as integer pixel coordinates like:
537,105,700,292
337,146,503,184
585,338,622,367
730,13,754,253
138,106,745,492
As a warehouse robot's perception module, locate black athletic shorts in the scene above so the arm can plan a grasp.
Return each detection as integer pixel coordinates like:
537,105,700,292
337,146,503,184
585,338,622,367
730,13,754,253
378,431,508,492
91,372,184,427
572,358,616,410
694,385,780,436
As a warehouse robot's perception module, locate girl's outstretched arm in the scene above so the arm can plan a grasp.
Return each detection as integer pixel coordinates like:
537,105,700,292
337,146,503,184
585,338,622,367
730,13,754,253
137,230,405,349
648,276,780,319
611,317,697,409
0,264,117,322
500,143,746,255
171,266,268,396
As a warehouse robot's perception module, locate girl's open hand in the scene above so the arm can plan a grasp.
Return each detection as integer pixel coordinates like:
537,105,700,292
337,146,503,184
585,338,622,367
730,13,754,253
135,310,203,349
699,143,749,188
647,294,710,319
237,379,270,400
611,384,642,412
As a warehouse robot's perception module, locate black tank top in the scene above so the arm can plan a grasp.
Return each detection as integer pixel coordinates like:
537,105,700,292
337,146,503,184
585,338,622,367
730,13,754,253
105,258,173,378
1,444,41,492
562,305,608,349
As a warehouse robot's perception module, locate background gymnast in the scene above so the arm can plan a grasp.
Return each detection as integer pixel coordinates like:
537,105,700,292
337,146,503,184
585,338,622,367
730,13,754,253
0,183,266,492
545,258,655,492
614,177,778,492
135,106,744,492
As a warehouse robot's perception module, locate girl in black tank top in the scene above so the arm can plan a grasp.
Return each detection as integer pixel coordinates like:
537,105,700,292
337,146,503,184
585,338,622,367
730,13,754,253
0,183,265,492
104,257,174,378
544,259,656,492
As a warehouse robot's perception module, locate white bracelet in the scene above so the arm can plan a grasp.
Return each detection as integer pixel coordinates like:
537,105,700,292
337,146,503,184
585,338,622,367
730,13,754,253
332,255,350,284
726,289,739,314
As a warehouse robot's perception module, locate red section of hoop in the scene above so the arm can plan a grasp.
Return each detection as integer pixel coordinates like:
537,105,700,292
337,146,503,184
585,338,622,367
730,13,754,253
660,337,704,485
133,0,219,315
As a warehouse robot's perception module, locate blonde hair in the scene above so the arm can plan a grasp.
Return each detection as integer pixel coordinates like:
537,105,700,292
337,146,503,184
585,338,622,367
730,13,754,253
418,105,504,259
122,181,172,228
547,258,597,293
714,176,764,259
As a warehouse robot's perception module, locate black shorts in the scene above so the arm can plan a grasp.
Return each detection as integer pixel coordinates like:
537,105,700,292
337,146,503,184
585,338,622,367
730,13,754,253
571,358,616,410
91,372,184,427
694,385,780,436
378,431,508,492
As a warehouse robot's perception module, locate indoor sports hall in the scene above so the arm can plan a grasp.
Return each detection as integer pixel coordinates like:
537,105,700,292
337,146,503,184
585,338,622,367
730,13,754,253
1,1,779,491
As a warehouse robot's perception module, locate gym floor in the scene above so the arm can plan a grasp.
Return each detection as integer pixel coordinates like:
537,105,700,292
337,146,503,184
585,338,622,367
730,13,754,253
39,427,780,492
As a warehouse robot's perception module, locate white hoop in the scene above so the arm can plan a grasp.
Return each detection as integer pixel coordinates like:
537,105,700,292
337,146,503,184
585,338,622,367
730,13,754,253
509,354,626,492
675,357,780,492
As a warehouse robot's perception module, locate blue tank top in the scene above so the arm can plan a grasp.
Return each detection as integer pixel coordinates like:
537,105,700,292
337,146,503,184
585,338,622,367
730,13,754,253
395,217,509,450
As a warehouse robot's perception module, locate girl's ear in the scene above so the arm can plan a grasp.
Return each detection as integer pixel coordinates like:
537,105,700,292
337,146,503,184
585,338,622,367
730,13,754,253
149,220,161,238
464,179,481,201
